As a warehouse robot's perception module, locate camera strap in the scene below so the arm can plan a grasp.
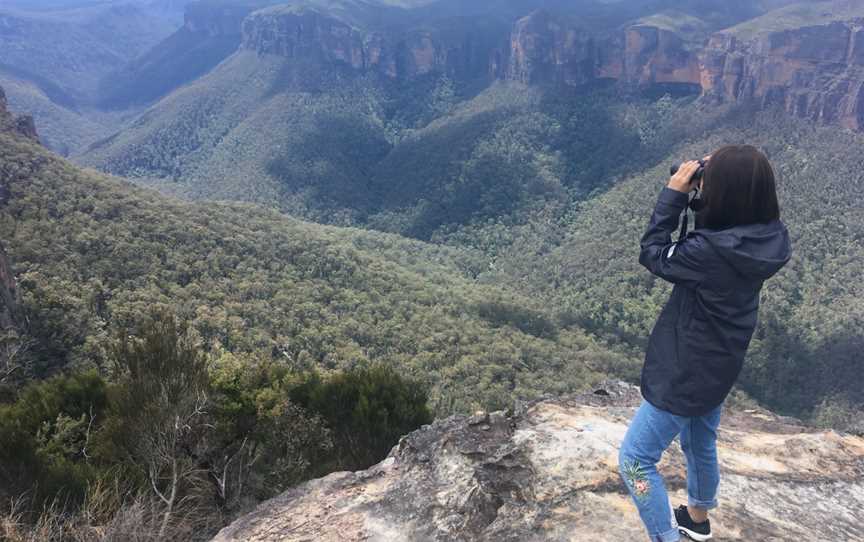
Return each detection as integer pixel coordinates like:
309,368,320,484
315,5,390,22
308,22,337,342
679,189,702,241
678,206,690,241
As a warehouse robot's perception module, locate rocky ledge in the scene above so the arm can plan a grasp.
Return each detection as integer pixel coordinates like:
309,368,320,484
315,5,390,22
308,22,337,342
212,381,864,541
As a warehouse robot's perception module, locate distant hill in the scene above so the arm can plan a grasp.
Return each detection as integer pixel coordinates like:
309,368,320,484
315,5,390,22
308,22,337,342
10,0,854,156
0,71,117,155
0,2,182,105
79,0,864,227
0,0,186,152
96,0,281,109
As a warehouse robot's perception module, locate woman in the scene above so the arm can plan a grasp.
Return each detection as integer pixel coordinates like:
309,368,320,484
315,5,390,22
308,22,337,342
618,145,792,542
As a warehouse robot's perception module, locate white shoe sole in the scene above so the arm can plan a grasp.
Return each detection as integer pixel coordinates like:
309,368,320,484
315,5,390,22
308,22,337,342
679,526,712,541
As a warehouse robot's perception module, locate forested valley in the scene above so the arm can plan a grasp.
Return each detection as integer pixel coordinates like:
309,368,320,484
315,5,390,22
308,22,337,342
1,0,862,539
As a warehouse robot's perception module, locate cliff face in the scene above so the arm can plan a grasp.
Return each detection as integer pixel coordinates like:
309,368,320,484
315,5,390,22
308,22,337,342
239,7,498,81
241,7,367,69
232,4,864,130
619,25,701,88
501,11,864,130
503,11,702,92
701,20,864,130
507,11,597,87
212,382,864,542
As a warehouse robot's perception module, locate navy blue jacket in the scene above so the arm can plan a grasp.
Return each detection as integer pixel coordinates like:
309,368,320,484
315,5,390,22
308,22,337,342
639,187,792,416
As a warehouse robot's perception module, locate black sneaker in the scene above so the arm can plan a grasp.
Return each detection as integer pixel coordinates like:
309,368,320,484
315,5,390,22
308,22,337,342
675,504,712,541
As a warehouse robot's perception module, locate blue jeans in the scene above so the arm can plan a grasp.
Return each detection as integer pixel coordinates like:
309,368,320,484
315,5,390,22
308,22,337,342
618,400,722,542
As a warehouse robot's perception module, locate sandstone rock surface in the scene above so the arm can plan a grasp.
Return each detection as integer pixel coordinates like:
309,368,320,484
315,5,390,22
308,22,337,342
212,382,864,542
701,19,864,130
500,9,864,131
506,10,597,87
189,2,864,132
239,5,493,81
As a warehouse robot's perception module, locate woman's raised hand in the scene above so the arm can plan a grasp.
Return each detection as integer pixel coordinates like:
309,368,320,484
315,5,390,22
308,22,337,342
668,160,701,193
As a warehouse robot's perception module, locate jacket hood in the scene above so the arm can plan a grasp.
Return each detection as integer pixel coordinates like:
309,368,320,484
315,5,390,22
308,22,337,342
698,220,791,280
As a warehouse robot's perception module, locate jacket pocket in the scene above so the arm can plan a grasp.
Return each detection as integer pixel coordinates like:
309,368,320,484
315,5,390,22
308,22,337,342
686,295,713,331
675,290,696,330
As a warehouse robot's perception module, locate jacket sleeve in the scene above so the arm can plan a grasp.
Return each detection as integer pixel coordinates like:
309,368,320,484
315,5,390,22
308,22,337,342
639,187,709,287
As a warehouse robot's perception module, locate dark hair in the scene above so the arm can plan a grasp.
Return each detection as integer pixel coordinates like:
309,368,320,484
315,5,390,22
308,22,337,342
698,145,780,230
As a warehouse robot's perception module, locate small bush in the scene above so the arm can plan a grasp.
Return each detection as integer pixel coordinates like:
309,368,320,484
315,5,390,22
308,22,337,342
0,371,108,507
289,365,433,471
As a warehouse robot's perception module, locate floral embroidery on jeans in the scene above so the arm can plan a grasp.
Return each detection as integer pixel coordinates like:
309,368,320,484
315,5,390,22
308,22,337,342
622,460,650,500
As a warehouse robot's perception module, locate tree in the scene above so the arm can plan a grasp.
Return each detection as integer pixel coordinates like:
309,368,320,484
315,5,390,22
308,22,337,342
206,351,333,508
0,330,33,399
0,371,107,507
104,311,211,539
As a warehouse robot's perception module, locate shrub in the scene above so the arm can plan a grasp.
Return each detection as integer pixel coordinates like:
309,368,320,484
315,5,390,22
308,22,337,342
289,365,433,471
0,371,108,507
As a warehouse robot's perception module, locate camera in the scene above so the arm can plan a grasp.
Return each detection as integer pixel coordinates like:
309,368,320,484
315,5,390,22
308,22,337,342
670,159,707,183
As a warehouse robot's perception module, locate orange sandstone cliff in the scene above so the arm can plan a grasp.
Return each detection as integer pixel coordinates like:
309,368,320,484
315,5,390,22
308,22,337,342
502,11,864,130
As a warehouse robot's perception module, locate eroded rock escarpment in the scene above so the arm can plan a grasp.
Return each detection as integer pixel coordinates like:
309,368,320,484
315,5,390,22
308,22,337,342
506,12,700,91
240,5,495,81
701,20,864,130
212,382,864,542
237,5,706,88
505,10,597,87
241,7,369,70
505,11,864,130
211,1,864,130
